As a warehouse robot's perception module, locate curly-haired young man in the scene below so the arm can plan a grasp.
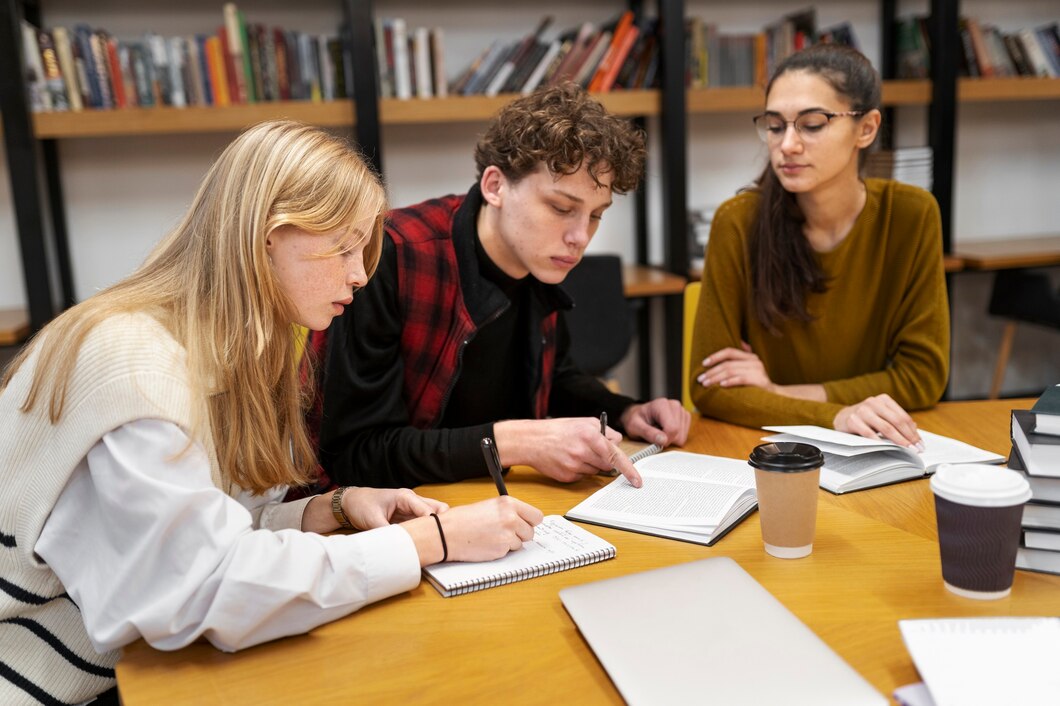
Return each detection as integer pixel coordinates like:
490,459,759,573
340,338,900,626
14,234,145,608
316,84,690,489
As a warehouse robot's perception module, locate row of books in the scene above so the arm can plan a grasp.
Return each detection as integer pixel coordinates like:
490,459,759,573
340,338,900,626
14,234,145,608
378,12,662,100
378,6,863,101
1010,385,1060,576
21,3,352,113
896,16,1060,79
686,8,858,89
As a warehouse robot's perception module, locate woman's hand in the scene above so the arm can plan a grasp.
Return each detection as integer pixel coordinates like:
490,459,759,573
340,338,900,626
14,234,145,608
833,394,924,450
697,342,775,392
342,487,449,530
403,496,545,565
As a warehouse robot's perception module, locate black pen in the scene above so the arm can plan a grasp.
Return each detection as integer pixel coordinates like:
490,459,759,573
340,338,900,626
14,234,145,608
599,412,619,477
480,437,508,495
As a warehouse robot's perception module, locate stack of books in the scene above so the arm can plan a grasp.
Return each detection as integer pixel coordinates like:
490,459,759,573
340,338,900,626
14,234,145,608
865,147,933,191
1010,384,1060,575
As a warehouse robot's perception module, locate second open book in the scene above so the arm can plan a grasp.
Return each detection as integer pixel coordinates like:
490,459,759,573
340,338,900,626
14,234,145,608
762,426,1005,494
566,451,758,546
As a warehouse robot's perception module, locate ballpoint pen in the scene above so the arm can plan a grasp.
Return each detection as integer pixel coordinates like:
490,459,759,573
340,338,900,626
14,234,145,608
599,412,619,477
480,437,508,495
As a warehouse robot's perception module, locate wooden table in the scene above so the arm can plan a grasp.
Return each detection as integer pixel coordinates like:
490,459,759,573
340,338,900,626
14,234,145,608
0,308,29,346
952,234,1060,271
116,399,1060,704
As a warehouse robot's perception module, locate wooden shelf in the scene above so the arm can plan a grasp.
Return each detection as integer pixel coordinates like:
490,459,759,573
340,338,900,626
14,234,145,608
31,78,1060,139
381,89,659,124
687,80,932,114
958,76,1060,102
31,91,660,138
686,86,764,113
34,100,358,138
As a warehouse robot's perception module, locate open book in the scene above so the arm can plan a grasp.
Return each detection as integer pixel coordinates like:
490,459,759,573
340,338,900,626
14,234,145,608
565,451,757,546
422,515,614,597
763,426,1005,494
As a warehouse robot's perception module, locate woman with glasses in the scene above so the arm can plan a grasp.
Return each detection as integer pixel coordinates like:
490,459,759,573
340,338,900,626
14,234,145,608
689,44,948,448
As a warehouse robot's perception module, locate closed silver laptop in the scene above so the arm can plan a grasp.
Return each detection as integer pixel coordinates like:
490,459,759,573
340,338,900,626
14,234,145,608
560,557,886,705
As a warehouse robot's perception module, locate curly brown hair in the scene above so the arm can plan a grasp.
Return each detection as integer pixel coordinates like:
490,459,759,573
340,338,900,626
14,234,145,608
474,83,646,194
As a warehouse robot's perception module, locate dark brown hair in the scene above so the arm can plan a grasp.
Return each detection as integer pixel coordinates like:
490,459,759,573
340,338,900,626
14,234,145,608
474,82,646,194
750,44,881,334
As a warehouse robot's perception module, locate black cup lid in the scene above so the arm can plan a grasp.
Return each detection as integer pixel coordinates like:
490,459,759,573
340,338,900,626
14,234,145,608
748,442,824,472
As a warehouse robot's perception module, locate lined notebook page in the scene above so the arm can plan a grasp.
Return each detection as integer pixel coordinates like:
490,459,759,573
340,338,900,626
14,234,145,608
898,618,1060,705
422,515,615,597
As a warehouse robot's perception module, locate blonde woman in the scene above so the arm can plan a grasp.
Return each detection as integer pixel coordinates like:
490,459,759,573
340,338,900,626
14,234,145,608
0,121,542,706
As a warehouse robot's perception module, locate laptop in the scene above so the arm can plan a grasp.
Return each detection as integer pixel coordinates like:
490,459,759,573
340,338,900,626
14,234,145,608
559,557,886,706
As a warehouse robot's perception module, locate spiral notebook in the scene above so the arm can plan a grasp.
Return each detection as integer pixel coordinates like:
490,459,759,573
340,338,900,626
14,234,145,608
422,515,615,597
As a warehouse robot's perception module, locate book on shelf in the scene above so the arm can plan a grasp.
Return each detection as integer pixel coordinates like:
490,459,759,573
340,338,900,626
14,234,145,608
1012,409,1060,478
1023,528,1060,552
1007,444,1060,503
1016,545,1060,575
422,515,614,597
565,450,757,546
762,426,1005,495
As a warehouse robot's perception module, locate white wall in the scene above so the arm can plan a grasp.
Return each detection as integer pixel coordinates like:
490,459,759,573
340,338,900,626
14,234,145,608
2,0,1057,398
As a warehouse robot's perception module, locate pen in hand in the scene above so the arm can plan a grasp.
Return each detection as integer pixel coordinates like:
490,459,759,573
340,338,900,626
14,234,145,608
599,412,619,477
480,437,508,496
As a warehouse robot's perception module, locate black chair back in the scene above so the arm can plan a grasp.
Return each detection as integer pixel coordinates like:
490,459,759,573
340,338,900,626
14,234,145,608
561,254,634,377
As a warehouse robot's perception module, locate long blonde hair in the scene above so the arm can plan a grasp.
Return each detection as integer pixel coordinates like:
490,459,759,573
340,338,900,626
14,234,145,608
2,120,386,492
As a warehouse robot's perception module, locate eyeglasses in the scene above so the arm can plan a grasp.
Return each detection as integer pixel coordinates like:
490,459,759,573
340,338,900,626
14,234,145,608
752,110,866,144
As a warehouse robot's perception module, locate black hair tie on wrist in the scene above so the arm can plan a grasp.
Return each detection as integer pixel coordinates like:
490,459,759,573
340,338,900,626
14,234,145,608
430,512,448,563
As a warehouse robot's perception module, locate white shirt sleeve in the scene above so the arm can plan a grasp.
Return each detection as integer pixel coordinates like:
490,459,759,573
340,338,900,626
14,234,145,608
35,418,422,654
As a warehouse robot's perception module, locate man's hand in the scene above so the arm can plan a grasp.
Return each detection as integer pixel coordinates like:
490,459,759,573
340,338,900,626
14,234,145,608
494,418,642,488
833,394,924,450
620,398,691,447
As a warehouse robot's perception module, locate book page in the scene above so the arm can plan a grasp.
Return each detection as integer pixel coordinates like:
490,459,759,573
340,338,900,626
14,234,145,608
899,618,1060,705
916,430,1005,470
423,515,613,590
569,452,755,528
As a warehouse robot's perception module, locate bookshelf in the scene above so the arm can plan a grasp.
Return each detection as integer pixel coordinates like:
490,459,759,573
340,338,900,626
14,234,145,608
2,0,1059,394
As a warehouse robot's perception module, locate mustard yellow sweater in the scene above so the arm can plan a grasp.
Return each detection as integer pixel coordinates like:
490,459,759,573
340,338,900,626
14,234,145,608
690,178,949,428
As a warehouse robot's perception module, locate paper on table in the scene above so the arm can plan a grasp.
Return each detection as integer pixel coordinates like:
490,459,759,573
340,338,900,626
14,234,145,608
898,618,1060,706
893,683,936,706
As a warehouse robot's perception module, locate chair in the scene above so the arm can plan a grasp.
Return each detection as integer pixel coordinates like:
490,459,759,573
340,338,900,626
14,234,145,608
562,255,634,385
987,269,1060,399
681,281,702,412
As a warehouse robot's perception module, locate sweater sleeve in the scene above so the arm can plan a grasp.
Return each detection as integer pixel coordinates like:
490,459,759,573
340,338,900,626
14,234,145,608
35,419,421,654
318,238,491,488
689,196,845,428
821,191,950,410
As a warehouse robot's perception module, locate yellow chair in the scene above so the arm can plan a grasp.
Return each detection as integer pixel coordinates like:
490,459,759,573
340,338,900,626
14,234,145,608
681,281,701,412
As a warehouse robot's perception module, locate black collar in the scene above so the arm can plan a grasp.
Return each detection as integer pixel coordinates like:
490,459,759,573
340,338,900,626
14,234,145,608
451,183,572,326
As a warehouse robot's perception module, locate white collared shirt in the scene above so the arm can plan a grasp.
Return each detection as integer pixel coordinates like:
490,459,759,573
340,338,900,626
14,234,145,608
36,418,421,653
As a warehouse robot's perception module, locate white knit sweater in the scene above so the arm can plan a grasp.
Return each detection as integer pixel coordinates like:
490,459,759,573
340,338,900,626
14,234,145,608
0,313,209,705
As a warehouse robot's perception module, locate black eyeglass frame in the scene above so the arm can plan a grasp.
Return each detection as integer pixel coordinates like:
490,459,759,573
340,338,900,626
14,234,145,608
752,110,868,142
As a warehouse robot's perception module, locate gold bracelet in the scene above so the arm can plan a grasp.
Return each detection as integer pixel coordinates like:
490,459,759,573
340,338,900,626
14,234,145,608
331,487,354,529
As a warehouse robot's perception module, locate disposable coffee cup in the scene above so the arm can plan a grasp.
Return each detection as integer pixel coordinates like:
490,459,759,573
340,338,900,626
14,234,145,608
930,464,1031,600
748,442,824,559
